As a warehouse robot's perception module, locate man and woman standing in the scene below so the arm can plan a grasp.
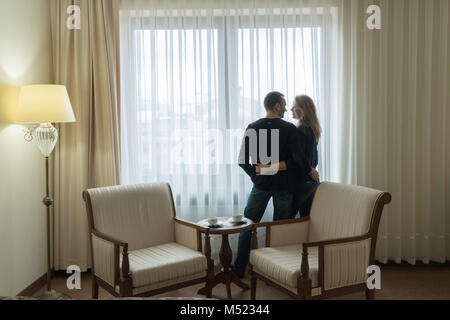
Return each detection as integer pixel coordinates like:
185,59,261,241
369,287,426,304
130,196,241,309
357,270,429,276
233,91,321,278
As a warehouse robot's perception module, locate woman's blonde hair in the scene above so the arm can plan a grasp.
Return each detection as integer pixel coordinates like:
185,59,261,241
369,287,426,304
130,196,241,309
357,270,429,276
294,95,322,142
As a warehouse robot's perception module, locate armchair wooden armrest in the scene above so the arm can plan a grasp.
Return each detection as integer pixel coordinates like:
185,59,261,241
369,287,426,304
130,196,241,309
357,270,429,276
92,229,128,247
174,217,208,232
302,233,371,249
253,216,310,228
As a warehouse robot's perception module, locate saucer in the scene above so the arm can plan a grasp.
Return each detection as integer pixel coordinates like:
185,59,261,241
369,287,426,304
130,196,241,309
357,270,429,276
229,220,246,225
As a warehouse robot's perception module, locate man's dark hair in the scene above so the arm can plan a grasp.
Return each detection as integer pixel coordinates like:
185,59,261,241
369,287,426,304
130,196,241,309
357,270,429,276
264,91,284,111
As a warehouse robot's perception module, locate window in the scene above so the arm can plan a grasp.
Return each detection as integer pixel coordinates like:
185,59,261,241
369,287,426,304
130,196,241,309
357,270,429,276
133,28,219,178
120,9,330,219
237,27,321,123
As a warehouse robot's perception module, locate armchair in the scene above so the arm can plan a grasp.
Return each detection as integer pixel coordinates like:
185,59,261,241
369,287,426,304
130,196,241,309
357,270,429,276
82,183,214,298
248,182,391,300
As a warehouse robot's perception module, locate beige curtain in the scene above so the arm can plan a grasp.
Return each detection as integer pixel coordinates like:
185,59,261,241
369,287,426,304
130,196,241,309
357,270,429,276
50,0,121,270
338,0,450,264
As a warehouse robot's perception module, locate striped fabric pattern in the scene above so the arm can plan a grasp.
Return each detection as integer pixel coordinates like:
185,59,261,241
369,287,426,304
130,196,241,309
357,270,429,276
308,182,382,242
250,244,319,289
175,221,199,252
92,234,116,286
251,182,385,294
324,239,371,290
116,272,207,295
88,183,176,251
269,220,310,248
121,242,207,288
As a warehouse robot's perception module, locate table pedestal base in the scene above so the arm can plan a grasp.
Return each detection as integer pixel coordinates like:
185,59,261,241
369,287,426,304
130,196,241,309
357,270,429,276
198,234,249,299
198,270,249,299
196,219,254,299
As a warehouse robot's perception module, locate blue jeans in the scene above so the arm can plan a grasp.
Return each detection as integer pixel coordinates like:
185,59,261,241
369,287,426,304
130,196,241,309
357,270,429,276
291,181,320,218
233,186,293,277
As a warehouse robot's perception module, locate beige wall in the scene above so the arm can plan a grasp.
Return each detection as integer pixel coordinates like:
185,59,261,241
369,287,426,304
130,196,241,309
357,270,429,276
0,0,53,296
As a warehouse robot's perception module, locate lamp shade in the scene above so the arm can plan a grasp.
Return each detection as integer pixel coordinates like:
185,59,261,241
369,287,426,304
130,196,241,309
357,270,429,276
16,85,76,123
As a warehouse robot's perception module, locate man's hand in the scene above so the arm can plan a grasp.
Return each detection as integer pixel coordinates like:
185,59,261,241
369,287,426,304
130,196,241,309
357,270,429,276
255,163,269,175
309,168,320,182
255,162,287,175
255,162,283,176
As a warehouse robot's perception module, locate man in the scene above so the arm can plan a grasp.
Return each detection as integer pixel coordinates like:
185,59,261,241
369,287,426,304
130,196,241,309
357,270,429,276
233,91,318,278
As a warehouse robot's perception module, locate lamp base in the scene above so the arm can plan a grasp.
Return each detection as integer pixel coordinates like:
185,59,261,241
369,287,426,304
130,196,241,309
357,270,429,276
38,290,71,300
32,123,58,157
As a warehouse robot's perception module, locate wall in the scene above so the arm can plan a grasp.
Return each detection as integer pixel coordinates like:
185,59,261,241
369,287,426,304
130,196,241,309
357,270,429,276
0,0,53,296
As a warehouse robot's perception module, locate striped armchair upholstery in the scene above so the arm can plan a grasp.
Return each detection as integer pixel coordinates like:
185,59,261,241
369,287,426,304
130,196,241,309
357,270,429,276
249,182,391,300
83,183,214,298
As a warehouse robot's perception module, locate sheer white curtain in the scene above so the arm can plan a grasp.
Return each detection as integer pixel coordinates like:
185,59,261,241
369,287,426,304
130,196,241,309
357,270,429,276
119,0,340,259
337,0,450,264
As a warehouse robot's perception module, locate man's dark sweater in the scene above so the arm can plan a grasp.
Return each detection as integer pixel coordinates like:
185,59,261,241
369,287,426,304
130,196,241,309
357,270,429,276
238,118,311,192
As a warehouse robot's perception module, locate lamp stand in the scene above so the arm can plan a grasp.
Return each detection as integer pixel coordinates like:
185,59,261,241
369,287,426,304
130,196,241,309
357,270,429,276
37,156,69,300
27,123,70,300
17,85,76,299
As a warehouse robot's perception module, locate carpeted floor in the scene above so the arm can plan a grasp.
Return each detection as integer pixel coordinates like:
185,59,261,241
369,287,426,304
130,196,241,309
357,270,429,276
33,265,450,300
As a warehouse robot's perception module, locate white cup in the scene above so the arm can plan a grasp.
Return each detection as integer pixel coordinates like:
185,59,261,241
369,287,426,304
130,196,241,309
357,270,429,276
232,215,243,223
208,218,218,226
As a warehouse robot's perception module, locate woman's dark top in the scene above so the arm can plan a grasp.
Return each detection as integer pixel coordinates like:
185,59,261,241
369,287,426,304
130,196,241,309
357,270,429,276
286,124,318,180
297,125,318,168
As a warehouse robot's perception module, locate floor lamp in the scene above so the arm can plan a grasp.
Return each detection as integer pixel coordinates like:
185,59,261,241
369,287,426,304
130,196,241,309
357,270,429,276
16,85,76,300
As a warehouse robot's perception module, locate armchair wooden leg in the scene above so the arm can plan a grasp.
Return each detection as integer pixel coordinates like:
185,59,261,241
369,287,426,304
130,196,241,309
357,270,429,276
120,278,133,297
298,278,312,299
298,247,312,299
91,276,99,299
250,277,257,300
365,288,375,300
249,265,256,300
120,246,133,297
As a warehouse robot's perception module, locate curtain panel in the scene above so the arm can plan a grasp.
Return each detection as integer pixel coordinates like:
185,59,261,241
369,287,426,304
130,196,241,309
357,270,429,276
50,0,121,271
338,0,450,264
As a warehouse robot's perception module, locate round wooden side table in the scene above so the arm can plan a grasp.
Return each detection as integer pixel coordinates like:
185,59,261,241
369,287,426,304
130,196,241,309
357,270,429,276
197,217,254,299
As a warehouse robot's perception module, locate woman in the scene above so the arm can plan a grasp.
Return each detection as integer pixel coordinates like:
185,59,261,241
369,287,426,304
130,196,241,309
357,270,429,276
255,94,321,218
256,95,322,218
289,95,321,218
